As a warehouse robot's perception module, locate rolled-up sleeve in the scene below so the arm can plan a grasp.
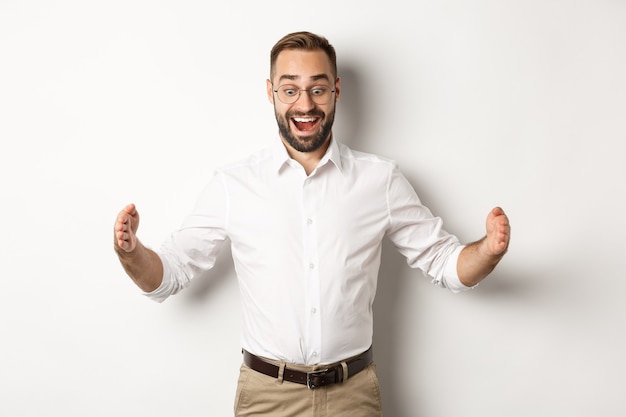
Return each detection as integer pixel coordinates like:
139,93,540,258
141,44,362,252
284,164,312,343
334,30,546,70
434,244,477,293
385,165,476,293
143,172,229,303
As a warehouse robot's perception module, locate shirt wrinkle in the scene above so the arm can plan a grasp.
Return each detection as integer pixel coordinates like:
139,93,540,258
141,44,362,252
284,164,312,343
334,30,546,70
146,136,472,364
384,161,394,231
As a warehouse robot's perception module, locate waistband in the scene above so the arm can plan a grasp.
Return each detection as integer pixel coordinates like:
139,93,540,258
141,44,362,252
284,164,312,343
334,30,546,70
242,346,373,389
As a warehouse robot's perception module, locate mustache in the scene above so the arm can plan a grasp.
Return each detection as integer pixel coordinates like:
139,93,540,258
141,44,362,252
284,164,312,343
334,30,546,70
287,110,325,118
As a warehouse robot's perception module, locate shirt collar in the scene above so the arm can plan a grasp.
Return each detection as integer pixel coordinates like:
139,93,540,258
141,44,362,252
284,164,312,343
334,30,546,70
322,136,344,173
271,135,344,175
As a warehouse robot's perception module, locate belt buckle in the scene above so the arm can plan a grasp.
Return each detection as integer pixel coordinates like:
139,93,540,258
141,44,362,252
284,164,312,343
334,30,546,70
306,368,329,390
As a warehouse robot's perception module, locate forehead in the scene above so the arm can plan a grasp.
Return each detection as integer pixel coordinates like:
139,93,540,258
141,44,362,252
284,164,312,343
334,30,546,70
272,49,334,83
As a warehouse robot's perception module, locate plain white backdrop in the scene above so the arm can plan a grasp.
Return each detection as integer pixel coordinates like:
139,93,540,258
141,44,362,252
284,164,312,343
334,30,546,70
1,0,625,416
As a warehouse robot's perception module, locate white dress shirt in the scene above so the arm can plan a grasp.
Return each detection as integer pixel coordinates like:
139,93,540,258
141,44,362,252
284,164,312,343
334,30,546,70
147,137,473,365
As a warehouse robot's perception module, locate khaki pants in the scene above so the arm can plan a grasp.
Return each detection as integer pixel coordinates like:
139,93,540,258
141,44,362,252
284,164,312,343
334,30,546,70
234,361,383,417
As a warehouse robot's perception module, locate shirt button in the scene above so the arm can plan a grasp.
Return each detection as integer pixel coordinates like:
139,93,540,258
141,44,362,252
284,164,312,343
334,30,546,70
307,218,313,225
309,263,315,269
311,307,317,314
312,351,318,357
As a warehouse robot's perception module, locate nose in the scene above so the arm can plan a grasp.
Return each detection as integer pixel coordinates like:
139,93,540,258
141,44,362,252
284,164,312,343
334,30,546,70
293,89,316,110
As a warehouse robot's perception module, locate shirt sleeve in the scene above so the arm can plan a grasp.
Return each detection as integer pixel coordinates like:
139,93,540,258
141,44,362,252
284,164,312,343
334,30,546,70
436,244,477,292
142,171,229,303
385,165,476,293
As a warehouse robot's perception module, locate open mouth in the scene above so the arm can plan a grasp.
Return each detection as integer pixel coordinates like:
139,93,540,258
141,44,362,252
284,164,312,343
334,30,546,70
291,116,320,134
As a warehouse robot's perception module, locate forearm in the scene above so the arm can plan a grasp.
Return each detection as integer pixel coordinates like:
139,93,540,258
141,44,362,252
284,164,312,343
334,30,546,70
457,237,505,287
114,241,164,293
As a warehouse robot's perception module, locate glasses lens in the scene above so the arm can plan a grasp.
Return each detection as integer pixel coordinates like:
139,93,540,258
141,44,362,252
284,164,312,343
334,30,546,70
277,85,333,104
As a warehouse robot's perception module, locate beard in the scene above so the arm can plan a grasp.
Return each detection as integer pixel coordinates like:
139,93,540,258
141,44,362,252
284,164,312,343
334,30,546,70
275,106,336,153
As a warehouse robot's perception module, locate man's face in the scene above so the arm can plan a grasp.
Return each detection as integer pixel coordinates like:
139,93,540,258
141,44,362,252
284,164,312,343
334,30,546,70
267,49,341,153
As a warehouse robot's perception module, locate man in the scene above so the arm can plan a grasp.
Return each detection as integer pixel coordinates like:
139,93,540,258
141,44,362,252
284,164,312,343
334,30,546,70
113,31,510,417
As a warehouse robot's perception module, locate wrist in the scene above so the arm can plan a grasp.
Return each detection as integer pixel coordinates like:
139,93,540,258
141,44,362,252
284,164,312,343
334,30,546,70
477,237,505,264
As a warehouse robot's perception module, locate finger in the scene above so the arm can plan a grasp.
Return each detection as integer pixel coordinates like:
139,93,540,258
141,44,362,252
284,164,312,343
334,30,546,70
114,212,133,241
114,213,130,232
117,239,131,251
115,230,135,251
115,203,138,227
497,227,510,249
115,230,127,245
122,203,137,216
491,206,504,217
490,208,510,228
114,204,139,252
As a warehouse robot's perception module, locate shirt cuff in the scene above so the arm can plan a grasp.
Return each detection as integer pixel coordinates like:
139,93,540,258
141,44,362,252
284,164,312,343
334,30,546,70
141,252,171,303
442,245,478,293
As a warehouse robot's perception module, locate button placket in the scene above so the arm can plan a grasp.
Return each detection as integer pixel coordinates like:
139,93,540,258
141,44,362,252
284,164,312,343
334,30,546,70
302,177,322,363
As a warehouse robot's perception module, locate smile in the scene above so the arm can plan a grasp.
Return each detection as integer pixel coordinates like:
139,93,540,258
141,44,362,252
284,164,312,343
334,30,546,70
291,116,320,133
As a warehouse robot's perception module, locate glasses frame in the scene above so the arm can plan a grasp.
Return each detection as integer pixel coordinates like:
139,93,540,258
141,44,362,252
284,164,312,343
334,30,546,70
272,83,336,105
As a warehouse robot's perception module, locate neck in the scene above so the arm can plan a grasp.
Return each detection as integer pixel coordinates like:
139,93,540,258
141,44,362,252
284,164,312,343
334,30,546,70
282,135,332,176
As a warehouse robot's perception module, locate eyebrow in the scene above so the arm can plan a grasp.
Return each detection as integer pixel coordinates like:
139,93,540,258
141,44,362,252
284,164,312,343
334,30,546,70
278,73,331,83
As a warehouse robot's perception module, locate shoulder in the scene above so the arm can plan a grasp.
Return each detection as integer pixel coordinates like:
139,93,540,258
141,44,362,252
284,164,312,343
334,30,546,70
337,142,398,171
214,146,275,176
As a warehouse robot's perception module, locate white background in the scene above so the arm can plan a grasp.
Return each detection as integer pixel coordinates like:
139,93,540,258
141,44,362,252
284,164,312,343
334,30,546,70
1,1,625,416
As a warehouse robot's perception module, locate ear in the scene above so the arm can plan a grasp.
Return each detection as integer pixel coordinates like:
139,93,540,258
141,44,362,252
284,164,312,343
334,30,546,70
334,77,341,102
266,79,275,104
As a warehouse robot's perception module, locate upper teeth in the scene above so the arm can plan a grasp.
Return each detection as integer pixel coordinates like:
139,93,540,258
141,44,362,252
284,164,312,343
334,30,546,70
293,117,315,122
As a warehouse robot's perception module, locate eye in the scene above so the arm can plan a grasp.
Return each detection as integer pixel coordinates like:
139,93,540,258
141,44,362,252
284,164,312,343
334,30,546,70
280,86,298,97
310,87,327,96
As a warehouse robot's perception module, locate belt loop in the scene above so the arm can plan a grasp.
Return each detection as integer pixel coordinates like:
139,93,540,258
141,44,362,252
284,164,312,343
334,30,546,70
340,361,349,382
276,361,286,384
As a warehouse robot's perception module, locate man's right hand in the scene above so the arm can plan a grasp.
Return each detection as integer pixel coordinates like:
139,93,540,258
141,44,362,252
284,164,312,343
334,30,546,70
114,203,139,253
112,203,164,292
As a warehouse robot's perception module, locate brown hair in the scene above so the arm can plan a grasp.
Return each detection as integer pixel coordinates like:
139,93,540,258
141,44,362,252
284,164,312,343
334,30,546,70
270,31,337,80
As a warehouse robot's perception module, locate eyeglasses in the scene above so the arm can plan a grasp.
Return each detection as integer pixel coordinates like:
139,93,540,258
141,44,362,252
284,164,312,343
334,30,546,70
273,84,336,105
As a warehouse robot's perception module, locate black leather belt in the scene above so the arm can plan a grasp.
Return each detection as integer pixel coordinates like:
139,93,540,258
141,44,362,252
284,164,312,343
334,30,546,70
242,346,373,389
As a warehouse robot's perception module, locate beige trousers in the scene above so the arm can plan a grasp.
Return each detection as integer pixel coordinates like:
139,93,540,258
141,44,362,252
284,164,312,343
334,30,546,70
234,361,383,417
